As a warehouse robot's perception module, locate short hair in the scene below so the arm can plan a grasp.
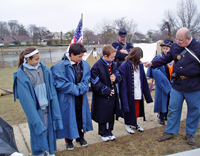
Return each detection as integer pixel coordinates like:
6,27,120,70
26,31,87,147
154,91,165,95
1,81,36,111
69,43,86,56
185,30,192,39
102,45,117,57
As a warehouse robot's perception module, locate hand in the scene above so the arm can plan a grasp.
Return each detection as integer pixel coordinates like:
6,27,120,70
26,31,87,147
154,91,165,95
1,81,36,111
141,62,152,68
110,74,116,82
110,89,115,96
120,49,128,54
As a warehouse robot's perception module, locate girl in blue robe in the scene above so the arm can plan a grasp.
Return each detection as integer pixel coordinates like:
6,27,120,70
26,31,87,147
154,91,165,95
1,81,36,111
13,47,63,156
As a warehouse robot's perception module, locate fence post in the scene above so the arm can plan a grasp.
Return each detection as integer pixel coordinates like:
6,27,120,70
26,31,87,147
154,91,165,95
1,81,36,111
1,48,5,68
49,47,52,63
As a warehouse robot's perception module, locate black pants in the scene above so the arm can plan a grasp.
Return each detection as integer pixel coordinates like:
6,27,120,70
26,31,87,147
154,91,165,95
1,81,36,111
98,121,114,136
67,97,84,143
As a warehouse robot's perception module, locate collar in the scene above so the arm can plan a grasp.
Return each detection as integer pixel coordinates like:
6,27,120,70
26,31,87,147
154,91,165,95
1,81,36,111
100,56,113,66
23,62,41,70
65,52,80,65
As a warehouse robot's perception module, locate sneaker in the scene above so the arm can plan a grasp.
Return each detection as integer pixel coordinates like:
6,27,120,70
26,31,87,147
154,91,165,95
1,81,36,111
76,138,88,147
125,125,135,134
99,135,110,142
158,118,165,125
109,133,116,141
185,134,195,145
66,142,74,150
157,132,173,142
132,125,144,132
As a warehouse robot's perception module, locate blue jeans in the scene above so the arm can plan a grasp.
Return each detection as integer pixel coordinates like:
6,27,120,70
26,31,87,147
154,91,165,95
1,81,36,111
165,88,200,135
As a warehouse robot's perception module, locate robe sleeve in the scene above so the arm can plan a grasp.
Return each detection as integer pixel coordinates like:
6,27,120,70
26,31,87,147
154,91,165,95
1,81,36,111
51,65,80,96
152,67,171,95
48,70,63,130
91,65,112,96
119,64,130,112
14,77,47,135
141,65,153,103
77,63,90,94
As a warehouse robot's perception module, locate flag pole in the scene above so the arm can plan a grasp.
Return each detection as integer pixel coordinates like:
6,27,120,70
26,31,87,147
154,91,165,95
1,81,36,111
81,13,83,40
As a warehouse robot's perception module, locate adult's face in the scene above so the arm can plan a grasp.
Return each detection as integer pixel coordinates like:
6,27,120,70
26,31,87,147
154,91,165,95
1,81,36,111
118,36,127,43
176,32,191,47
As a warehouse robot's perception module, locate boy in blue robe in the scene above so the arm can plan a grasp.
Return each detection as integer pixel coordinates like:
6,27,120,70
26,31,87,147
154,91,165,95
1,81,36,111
51,43,93,150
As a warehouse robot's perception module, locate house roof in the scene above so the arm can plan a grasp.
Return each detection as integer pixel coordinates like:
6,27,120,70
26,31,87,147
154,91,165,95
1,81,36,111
2,37,16,42
13,36,33,42
0,38,4,43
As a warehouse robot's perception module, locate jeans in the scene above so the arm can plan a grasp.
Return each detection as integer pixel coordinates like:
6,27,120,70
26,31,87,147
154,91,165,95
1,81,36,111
165,88,200,135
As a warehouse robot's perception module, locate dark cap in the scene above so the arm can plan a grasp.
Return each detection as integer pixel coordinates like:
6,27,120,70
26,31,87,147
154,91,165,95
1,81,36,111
118,29,127,37
160,39,173,47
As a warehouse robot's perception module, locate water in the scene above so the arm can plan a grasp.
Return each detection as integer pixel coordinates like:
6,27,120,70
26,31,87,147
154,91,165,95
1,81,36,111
0,46,103,67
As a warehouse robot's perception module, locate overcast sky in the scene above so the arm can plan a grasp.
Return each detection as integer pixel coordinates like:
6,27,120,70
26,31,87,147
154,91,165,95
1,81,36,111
1,0,200,34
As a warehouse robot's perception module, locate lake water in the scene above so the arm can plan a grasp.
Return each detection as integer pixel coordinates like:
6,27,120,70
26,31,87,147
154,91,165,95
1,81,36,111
0,46,103,67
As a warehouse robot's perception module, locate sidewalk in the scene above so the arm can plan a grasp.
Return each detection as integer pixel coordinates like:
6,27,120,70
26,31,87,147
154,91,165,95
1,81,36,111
13,100,188,156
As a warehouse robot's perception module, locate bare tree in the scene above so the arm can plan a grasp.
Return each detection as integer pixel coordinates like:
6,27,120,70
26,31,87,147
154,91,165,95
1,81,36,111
33,27,49,44
0,21,10,37
18,24,28,36
94,19,116,44
8,20,20,36
83,28,95,44
27,24,38,38
113,17,137,42
161,0,200,39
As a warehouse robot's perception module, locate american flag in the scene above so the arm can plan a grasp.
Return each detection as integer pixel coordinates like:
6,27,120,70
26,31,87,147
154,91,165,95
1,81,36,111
66,18,83,52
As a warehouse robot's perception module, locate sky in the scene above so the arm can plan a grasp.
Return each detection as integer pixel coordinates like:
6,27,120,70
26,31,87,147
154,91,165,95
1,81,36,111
1,0,200,34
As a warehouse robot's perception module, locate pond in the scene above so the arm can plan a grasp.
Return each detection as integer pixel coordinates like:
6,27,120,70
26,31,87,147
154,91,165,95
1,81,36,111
0,46,103,67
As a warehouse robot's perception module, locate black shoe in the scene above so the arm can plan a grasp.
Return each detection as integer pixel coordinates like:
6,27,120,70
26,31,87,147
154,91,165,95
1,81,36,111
158,118,165,125
185,134,195,146
76,138,88,147
157,132,173,142
66,142,74,150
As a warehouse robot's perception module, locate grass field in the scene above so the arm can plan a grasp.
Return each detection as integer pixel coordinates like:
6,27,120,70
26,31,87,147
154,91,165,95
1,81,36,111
0,64,200,156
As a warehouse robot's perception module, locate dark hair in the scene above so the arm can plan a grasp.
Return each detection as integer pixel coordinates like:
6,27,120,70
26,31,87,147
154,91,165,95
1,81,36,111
102,45,117,57
125,47,143,71
17,47,38,67
69,43,86,56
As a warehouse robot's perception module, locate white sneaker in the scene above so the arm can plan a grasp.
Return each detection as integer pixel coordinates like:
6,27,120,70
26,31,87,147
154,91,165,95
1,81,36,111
132,125,144,132
99,135,110,142
109,134,116,141
125,125,135,134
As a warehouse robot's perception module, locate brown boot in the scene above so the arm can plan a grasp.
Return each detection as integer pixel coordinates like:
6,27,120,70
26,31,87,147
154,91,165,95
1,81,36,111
157,132,173,142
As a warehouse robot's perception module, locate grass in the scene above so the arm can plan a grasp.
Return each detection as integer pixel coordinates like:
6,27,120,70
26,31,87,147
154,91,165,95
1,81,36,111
0,64,200,156
55,122,200,156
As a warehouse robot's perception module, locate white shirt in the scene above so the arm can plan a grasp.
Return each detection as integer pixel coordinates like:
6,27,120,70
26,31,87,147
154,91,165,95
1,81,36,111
133,65,142,100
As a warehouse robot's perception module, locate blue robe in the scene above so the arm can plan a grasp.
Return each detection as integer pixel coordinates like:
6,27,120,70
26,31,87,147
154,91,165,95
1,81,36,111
119,60,153,126
51,58,93,140
13,62,63,155
152,54,172,113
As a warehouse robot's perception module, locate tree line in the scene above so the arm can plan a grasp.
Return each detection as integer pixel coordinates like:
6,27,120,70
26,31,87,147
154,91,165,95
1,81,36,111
0,0,199,45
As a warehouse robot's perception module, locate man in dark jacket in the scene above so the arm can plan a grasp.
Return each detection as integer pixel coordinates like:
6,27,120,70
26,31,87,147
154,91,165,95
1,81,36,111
112,29,134,67
143,27,200,146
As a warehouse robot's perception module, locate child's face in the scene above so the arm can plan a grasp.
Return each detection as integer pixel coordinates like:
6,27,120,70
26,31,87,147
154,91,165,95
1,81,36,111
27,53,40,67
162,46,170,55
70,53,84,63
104,52,116,62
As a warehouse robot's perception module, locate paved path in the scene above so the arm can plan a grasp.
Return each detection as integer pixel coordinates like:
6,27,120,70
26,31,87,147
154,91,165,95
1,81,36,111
13,100,188,156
